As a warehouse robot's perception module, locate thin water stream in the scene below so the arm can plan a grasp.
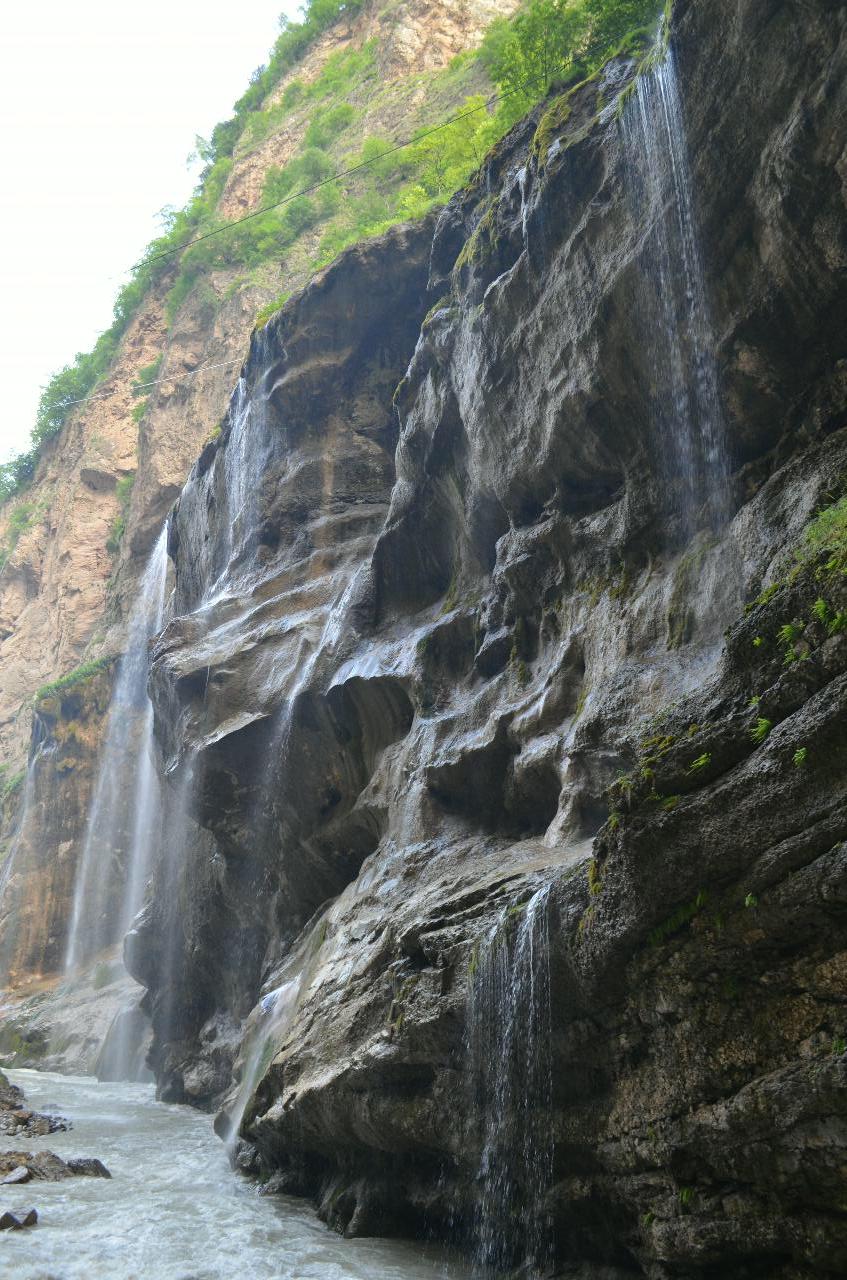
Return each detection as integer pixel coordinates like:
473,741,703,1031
1,1069,471,1280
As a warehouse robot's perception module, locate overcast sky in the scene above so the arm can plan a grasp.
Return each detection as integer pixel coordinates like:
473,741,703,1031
0,0,300,463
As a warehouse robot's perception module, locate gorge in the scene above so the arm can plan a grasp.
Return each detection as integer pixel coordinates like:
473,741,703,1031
1,0,846,1276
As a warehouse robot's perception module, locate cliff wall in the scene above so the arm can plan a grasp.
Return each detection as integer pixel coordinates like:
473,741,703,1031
0,0,519,991
128,0,847,1274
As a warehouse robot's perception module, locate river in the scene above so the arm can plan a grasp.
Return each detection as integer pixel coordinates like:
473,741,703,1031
1,1069,471,1280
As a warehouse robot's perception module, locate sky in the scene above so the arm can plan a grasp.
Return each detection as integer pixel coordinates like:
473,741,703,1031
0,0,301,463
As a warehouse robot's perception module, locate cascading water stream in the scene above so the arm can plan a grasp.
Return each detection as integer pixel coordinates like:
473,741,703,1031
0,747,47,985
466,883,554,1275
620,43,729,529
64,527,169,975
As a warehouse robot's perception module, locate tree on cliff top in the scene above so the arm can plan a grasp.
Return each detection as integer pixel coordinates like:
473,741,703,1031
482,0,663,102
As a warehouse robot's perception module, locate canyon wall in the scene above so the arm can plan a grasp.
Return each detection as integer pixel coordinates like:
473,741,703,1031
125,0,847,1275
0,0,518,989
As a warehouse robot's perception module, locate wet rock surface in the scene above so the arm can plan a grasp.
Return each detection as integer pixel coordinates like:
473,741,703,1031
0,1150,110,1182
0,1206,38,1230
0,1069,68,1139
128,0,847,1275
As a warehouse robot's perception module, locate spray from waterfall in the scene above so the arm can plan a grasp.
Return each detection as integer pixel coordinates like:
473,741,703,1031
621,43,729,529
0,748,47,987
64,527,169,975
466,883,554,1274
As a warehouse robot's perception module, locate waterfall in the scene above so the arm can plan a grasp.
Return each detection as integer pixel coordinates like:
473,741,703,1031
466,883,554,1274
219,973,303,1149
0,750,45,986
64,527,169,975
620,44,729,528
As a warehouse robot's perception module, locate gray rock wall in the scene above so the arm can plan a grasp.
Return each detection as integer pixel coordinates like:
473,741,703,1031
130,0,847,1273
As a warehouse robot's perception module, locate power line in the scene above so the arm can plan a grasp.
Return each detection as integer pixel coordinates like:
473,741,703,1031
42,357,245,413
134,85,516,269
36,77,540,420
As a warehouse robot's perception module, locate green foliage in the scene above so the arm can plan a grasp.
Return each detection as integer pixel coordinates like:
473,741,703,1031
201,2,367,167
131,356,162,396
0,767,26,805
777,619,803,663
1,0,668,508
304,102,356,148
35,656,112,703
107,474,135,556
131,399,149,424
793,746,808,768
0,500,45,574
686,752,711,774
744,892,758,909
263,148,335,203
255,291,293,327
755,582,781,607
801,494,847,575
812,597,830,625
481,0,662,111
750,717,772,744
1,1,366,505
648,889,707,947
312,97,510,270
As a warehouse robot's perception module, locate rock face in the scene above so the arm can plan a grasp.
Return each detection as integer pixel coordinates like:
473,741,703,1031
0,663,115,982
124,0,847,1274
0,0,519,996
0,1069,67,1139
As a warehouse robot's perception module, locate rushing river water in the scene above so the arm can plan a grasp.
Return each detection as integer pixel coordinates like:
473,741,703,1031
1,1070,470,1280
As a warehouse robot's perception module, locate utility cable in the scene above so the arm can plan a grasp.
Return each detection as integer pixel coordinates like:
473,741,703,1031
31,74,546,422
133,83,528,269
37,357,245,413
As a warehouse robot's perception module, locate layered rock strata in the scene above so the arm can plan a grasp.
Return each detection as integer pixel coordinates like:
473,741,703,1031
0,0,519,999
130,0,847,1273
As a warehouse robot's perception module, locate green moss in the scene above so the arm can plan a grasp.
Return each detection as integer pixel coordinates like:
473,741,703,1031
647,889,707,947
532,93,573,162
255,291,292,327
106,473,135,557
35,656,113,704
454,195,501,273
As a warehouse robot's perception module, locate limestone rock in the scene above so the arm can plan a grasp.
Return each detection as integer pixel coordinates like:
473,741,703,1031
127,0,847,1274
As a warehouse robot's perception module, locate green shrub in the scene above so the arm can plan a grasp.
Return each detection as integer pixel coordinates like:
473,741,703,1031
0,768,26,805
131,356,162,396
36,656,113,702
305,101,356,148
481,0,663,110
0,0,366,505
751,717,772,744
107,473,135,556
801,495,847,575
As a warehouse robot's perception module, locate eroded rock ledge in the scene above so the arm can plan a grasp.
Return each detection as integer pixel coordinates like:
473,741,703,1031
130,0,847,1274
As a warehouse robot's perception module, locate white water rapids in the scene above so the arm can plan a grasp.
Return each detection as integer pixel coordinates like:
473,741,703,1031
1,1070,471,1280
